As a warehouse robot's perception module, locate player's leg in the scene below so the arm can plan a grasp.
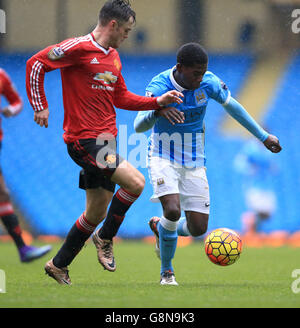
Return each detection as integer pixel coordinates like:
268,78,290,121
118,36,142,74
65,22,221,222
96,160,145,242
52,187,113,267
179,211,209,237
151,212,208,240
66,138,143,245
55,138,142,274
0,172,52,262
0,173,25,249
177,166,210,237
45,139,115,283
46,185,113,284
157,194,180,285
92,161,145,272
147,157,180,285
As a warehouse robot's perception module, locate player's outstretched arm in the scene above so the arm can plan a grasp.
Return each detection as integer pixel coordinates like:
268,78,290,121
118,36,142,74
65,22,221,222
156,90,184,107
134,107,184,133
114,74,184,112
223,97,282,153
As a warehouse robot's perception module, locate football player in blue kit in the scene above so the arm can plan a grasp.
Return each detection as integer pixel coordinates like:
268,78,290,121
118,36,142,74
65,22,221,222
134,43,282,285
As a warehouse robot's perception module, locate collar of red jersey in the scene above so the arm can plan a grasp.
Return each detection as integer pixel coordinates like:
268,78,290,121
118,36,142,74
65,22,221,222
89,33,111,55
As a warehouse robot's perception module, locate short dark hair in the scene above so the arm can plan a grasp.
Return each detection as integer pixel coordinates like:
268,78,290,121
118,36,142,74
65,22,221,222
177,43,208,67
99,0,136,26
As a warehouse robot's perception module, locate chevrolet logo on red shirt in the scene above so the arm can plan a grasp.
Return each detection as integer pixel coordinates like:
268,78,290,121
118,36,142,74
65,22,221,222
94,71,118,84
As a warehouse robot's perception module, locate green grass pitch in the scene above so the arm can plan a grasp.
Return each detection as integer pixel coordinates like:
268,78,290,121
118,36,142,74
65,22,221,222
0,240,300,308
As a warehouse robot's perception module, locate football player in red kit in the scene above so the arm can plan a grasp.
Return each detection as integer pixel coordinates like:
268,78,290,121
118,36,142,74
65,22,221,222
0,68,52,262
26,0,184,284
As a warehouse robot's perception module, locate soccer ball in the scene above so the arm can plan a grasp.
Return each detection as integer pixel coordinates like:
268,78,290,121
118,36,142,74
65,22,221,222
204,228,242,266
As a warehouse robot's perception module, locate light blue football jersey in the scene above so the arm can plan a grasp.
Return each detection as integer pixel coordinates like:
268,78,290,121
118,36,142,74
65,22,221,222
145,66,231,168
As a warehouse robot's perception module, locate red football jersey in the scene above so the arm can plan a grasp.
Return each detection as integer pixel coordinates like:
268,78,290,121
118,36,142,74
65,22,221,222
26,33,160,144
0,68,23,141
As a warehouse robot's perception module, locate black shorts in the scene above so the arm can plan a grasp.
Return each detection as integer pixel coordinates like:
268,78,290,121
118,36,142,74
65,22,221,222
67,138,123,193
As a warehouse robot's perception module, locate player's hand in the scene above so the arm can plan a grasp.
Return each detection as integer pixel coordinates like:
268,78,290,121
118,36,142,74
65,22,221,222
155,107,185,125
157,90,184,107
263,134,282,153
34,108,49,128
1,107,13,118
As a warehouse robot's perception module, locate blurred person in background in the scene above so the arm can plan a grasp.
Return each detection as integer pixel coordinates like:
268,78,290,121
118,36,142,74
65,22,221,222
234,136,279,234
0,68,52,262
26,0,183,285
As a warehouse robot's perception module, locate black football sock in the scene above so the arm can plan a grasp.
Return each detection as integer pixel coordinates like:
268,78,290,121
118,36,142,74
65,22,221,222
1,213,26,249
53,213,96,268
98,188,139,240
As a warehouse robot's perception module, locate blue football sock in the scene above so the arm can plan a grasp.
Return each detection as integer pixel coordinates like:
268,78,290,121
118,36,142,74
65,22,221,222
158,222,178,274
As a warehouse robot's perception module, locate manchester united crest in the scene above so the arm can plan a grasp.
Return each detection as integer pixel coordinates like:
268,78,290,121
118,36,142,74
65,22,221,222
105,154,117,165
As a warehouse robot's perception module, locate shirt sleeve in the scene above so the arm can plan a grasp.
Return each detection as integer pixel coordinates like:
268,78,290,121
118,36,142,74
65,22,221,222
205,72,231,105
1,70,23,115
26,38,81,112
223,97,269,142
133,77,174,132
113,73,160,111
134,110,157,133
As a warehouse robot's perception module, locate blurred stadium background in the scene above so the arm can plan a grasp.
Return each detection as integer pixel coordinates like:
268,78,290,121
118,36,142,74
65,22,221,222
0,0,299,244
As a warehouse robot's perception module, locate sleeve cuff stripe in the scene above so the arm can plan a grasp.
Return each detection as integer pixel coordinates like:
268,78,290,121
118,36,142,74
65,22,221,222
222,91,231,106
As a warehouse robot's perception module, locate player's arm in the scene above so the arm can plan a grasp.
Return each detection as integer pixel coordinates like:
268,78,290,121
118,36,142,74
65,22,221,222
26,40,79,128
134,110,156,133
134,107,184,133
223,97,281,153
208,73,281,153
113,73,183,111
1,71,23,118
134,90,185,132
